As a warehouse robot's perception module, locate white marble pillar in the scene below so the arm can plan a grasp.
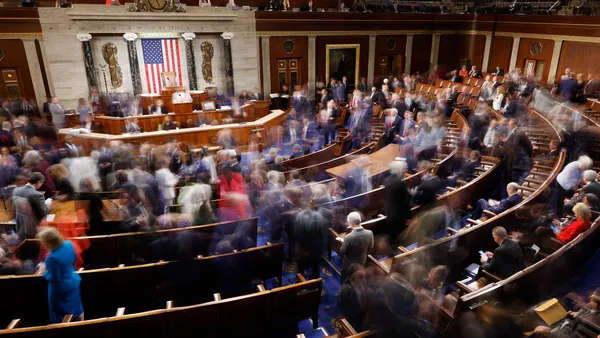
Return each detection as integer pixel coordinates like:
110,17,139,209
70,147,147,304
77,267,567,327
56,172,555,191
308,36,316,101
481,34,492,73
367,34,376,87
547,39,564,85
261,36,271,95
23,40,47,108
430,34,441,70
509,36,521,72
404,34,414,75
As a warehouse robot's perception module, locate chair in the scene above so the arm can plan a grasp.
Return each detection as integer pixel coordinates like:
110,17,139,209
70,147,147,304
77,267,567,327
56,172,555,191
161,72,178,88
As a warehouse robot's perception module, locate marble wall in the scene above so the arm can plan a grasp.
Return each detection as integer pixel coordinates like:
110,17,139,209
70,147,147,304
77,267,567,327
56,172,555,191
37,5,260,109
92,36,133,95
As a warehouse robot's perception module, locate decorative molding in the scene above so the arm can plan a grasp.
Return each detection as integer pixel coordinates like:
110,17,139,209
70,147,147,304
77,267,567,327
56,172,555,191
257,29,600,44
76,33,92,42
0,33,43,40
67,11,236,21
182,32,196,41
138,32,180,38
123,33,139,41
221,32,234,40
128,0,185,12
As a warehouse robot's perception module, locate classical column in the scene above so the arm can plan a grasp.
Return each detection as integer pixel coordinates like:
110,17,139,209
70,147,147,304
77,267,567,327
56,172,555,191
182,32,198,91
509,36,521,72
404,34,414,75
547,39,564,85
481,34,492,73
307,36,316,101
77,33,98,90
429,33,441,70
123,33,143,95
222,32,234,95
261,36,271,95
367,34,376,87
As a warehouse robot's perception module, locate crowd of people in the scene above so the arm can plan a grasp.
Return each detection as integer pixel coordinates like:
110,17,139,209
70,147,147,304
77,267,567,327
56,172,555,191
0,61,599,337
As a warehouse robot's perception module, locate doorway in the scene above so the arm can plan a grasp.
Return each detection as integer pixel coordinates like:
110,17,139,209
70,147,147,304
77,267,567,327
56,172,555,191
276,58,301,91
0,68,23,100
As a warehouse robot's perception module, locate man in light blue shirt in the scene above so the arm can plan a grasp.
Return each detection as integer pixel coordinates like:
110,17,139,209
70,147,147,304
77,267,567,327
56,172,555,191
552,155,593,215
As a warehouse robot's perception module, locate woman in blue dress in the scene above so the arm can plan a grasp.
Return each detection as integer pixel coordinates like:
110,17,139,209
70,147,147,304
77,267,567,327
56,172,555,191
37,227,84,323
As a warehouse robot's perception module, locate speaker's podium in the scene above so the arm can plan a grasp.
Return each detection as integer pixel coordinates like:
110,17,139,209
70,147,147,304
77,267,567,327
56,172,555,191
160,72,192,114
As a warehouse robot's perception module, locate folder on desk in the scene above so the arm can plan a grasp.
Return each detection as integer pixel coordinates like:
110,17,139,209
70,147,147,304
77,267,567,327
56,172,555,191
534,298,567,326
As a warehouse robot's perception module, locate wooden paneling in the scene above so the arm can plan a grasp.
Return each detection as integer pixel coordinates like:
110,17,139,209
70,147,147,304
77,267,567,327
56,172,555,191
0,39,36,101
269,36,308,92
410,34,432,75
0,9,41,34
315,35,369,86
374,35,407,83
516,37,554,83
489,36,513,74
555,41,600,84
438,34,485,70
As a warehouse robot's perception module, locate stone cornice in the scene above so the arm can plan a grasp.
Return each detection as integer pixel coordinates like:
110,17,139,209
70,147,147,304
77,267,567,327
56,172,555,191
68,11,237,21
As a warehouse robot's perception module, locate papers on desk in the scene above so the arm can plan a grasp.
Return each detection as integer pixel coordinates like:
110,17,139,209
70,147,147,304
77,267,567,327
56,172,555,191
220,106,231,110
45,198,52,208
69,128,90,134
280,95,290,98
46,214,55,222
465,263,480,276
269,93,279,98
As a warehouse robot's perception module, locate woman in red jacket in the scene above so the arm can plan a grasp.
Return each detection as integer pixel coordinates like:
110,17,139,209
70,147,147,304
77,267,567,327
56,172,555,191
554,203,592,243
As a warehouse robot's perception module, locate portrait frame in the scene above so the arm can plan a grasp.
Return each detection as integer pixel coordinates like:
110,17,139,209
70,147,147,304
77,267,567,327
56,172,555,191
325,44,360,87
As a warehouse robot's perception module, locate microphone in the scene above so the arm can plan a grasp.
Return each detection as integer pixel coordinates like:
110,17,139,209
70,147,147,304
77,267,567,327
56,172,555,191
102,196,120,210
0,188,7,212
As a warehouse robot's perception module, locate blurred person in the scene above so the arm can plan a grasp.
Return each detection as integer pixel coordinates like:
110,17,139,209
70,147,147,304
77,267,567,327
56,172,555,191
551,155,593,215
338,264,368,330
382,108,402,146
419,265,450,301
13,172,50,239
63,135,80,157
293,205,329,279
338,211,374,282
155,158,178,214
563,169,600,214
124,118,142,133
22,150,55,197
48,97,66,129
76,98,91,126
447,150,481,186
47,164,75,200
36,227,84,323
554,203,591,243
471,182,522,220
150,99,168,114
217,128,237,149
558,72,579,102
411,163,442,209
177,176,213,225
383,160,411,244
459,65,468,77
290,144,304,159
162,115,176,131
0,121,14,147
348,100,372,149
320,100,339,146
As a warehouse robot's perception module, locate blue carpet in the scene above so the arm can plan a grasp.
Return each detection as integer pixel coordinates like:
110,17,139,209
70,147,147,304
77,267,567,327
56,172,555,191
258,219,343,336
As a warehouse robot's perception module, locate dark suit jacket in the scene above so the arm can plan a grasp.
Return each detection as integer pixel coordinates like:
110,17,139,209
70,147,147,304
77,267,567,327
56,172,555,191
150,105,169,114
383,115,403,146
0,130,14,147
392,100,406,114
413,175,442,208
496,69,505,76
358,82,368,93
558,78,579,100
398,119,415,138
489,193,523,214
383,174,411,226
482,238,526,278
582,181,600,200
13,184,49,238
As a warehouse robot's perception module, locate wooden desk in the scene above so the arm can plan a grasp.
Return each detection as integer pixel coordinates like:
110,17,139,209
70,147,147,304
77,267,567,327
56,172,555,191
59,110,287,151
326,144,401,181
172,102,193,115
139,94,161,115
94,102,268,135
0,199,124,227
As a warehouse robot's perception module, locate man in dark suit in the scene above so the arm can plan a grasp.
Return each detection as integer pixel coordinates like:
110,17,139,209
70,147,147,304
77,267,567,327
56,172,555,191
358,77,368,93
471,182,523,219
12,172,50,239
321,100,339,146
383,161,411,244
0,121,14,147
150,99,169,114
391,93,406,115
558,72,580,102
564,169,600,214
412,170,442,209
494,66,505,76
480,226,525,278
468,65,483,78
348,101,372,149
397,111,415,143
382,108,402,146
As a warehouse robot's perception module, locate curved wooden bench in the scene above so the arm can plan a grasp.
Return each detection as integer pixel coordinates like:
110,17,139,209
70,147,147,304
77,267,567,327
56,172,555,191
280,144,338,170
0,242,285,328
11,217,259,269
0,274,322,338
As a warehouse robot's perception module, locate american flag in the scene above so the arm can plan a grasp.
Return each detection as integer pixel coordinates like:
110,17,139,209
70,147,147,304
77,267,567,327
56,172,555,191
141,38,182,94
